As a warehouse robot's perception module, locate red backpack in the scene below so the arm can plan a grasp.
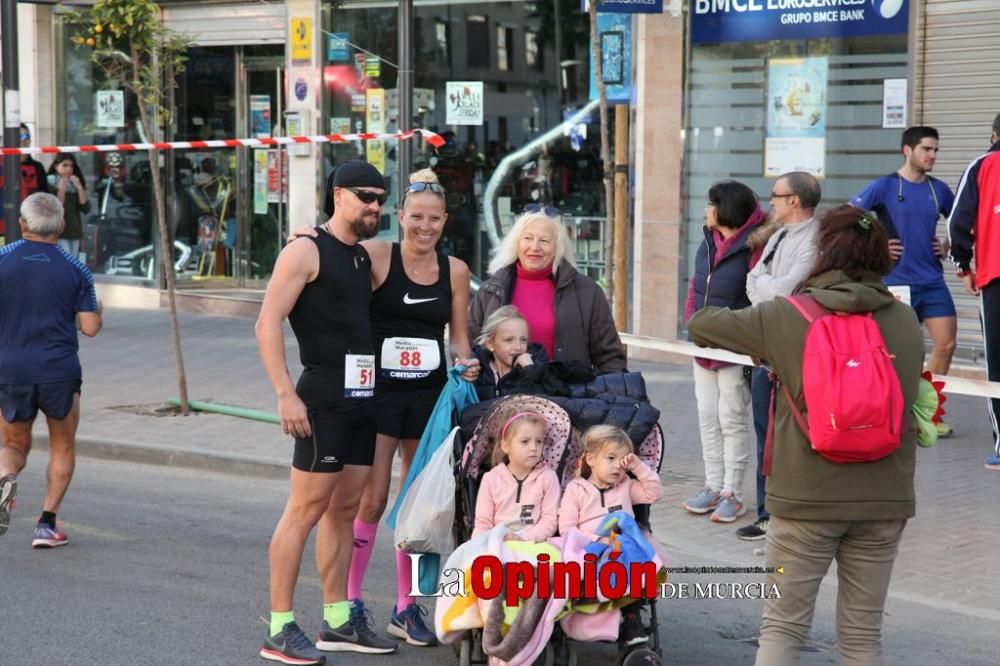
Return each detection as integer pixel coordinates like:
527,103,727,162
778,294,904,463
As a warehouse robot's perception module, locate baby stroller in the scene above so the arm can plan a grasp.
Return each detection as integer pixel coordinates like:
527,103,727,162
450,393,666,666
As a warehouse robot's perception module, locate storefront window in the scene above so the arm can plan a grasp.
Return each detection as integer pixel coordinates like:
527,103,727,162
324,0,600,278
56,21,159,281
683,36,908,275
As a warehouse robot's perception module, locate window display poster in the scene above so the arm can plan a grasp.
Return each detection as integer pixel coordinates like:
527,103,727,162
765,57,828,177
445,81,484,126
330,117,351,135
95,90,125,128
883,78,907,129
328,32,349,62
365,56,381,79
250,95,271,138
366,88,386,173
253,149,269,214
290,17,313,67
267,150,281,204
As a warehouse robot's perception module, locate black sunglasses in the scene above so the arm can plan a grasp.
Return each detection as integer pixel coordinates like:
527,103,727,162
346,187,388,206
770,192,796,200
523,203,561,217
406,182,445,195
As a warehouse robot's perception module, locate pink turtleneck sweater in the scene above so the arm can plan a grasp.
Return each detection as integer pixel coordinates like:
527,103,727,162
511,263,556,358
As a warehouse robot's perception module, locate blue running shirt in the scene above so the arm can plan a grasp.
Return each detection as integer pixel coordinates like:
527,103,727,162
851,174,955,286
0,240,99,383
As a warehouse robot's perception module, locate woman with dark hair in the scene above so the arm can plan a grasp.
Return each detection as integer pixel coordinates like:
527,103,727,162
681,180,767,523
687,204,924,664
47,153,89,258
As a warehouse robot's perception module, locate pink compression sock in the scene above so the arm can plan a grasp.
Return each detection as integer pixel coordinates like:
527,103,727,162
348,519,378,601
396,548,415,613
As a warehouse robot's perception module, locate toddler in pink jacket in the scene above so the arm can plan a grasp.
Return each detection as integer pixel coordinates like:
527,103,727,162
473,409,561,541
558,425,663,646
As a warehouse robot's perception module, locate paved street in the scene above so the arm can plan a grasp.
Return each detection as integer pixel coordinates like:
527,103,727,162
2,457,998,665
3,306,999,664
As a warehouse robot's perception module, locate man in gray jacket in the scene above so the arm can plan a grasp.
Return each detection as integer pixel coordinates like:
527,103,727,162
738,171,821,540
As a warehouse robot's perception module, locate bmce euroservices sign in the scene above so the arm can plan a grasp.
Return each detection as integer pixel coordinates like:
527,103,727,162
691,0,909,44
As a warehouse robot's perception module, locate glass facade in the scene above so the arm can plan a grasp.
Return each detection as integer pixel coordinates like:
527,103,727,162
683,35,909,276
54,27,288,285
48,2,608,286
322,0,605,278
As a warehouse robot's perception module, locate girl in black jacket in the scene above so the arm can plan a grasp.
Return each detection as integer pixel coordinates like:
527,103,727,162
471,306,549,400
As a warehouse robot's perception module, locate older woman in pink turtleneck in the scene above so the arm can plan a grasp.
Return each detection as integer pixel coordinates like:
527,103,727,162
468,208,626,373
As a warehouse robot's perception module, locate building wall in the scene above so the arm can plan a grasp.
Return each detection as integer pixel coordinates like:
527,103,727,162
631,9,685,361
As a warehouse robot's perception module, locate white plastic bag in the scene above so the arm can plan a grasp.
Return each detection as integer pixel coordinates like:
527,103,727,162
394,427,457,554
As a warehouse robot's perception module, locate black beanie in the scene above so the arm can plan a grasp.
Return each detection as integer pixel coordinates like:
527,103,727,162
332,160,385,189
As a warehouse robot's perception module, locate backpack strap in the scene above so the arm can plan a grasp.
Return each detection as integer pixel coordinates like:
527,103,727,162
783,294,827,324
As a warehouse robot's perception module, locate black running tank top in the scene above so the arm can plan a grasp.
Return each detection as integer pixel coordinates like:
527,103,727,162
288,228,374,398
371,243,451,389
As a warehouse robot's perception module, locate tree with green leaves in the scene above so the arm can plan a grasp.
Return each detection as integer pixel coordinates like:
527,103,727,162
65,0,193,413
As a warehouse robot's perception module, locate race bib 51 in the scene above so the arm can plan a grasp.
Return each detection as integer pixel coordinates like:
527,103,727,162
345,354,375,398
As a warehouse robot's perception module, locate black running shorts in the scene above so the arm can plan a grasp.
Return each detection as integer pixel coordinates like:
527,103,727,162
292,371,376,473
0,380,82,423
373,385,441,440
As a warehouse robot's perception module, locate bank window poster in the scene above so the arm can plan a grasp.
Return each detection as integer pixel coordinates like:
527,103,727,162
588,13,632,104
764,57,828,178
445,81,484,126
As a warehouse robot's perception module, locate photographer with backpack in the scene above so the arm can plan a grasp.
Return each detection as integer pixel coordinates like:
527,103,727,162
688,204,925,666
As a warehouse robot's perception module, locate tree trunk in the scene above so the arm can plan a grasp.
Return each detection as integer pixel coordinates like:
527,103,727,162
137,103,190,415
588,0,615,301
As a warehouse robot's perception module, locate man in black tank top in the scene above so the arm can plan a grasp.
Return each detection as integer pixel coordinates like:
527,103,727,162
255,160,396,663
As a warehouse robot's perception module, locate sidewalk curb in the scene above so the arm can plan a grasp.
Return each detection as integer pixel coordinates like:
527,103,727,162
35,435,290,481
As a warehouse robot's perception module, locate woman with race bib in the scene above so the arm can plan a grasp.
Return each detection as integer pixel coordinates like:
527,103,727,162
292,168,479,649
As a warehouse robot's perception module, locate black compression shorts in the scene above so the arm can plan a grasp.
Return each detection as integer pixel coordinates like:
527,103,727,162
373,385,441,440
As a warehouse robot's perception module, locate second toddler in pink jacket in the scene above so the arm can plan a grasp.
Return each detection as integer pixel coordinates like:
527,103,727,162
473,409,561,541
558,425,663,542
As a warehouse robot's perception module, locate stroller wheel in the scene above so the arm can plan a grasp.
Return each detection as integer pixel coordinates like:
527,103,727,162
458,635,472,666
618,646,662,666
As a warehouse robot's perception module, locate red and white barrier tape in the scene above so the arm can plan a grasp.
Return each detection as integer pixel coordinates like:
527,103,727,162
0,128,445,156
620,333,1000,399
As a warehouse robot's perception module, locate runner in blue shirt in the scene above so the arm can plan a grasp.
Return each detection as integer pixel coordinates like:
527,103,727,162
851,126,956,437
0,192,103,547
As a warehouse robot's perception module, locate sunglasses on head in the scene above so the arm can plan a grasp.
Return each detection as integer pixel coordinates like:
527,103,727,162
523,203,561,218
346,187,388,206
406,182,445,195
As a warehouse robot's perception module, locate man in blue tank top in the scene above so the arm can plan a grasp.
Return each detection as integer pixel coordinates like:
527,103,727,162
255,160,396,665
0,193,103,548
851,126,957,437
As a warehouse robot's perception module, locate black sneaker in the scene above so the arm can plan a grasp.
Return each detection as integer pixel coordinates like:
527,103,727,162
736,518,769,541
260,621,326,665
620,609,649,646
0,475,17,536
315,600,397,654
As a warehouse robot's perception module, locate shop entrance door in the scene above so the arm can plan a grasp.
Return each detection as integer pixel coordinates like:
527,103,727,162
239,57,286,286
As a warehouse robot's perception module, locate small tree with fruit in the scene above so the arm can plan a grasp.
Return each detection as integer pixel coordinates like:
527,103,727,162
66,0,193,413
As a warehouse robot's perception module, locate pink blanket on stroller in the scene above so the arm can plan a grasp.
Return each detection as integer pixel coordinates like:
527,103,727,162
435,526,665,665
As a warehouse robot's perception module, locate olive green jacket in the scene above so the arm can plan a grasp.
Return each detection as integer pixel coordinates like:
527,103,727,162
688,270,925,521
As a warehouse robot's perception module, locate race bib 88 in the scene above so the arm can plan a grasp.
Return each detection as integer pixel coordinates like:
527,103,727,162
380,337,440,380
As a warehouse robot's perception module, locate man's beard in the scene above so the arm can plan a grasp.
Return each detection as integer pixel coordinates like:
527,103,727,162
350,212,379,239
